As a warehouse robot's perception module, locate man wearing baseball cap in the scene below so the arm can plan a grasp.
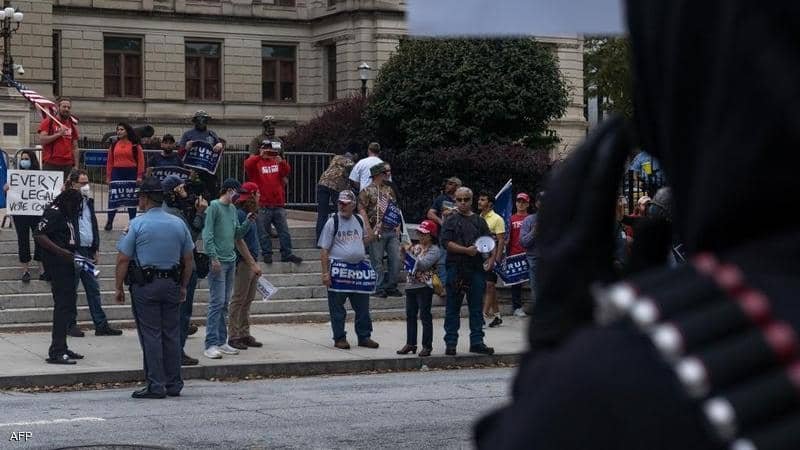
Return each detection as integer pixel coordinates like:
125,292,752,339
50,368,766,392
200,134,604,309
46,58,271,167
244,140,302,264
508,192,531,317
249,115,284,156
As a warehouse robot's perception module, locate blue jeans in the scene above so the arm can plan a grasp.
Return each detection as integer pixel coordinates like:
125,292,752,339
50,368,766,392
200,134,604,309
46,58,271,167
70,247,107,329
258,206,293,259
527,255,538,309
327,291,372,342
180,269,198,349
368,232,401,292
443,265,486,347
205,261,236,349
315,185,337,243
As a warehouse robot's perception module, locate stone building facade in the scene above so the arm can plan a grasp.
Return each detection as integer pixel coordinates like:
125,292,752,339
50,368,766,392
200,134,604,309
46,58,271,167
1,0,585,156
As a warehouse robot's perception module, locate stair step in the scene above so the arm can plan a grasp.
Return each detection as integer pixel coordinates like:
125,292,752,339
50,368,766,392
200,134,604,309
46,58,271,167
0,248,323,266
0,237,321,255
0,226,318,242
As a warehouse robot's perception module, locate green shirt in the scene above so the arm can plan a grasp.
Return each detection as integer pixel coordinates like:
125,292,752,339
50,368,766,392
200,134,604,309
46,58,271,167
202,199,250,263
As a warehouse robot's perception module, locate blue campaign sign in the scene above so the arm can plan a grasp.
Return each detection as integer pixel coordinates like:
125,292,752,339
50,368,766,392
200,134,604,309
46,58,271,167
182,141,222,175
150,166,191,182
108,180,139,209
494,253,530,286
329,259,377,294
382,199,402,229
84,151,108,167
403,252,416,273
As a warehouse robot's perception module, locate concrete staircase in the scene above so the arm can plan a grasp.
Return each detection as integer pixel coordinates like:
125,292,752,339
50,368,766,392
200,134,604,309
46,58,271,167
0,223,521,333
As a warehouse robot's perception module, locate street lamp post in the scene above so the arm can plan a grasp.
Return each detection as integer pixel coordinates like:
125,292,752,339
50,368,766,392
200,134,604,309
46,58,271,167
358,62,371,96
0,1,24,85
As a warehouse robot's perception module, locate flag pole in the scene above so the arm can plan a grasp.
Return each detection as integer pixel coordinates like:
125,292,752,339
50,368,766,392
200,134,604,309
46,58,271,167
34,102,65,129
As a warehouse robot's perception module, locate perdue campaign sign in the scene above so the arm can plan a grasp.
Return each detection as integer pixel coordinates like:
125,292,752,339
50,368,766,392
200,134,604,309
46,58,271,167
5,170,64,216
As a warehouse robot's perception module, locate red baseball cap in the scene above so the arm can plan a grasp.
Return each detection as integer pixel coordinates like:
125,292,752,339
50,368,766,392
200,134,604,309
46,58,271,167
417,220,439,238
236,182,260,202
516,192,531,202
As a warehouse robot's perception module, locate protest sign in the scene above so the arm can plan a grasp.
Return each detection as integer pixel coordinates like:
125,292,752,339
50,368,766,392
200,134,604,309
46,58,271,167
403,252,417,273
329,259,377,294
382,199,403,229
108,180,139,209
182,141,222,174
150,166,192,183
256,276,279,301
5,170,63,216
494,253,530,286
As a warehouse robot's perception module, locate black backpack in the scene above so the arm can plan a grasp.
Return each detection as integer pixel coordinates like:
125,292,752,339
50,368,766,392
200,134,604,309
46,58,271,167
327,213,364,250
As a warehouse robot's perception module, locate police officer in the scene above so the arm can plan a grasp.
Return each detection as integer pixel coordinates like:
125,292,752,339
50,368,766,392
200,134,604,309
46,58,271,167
34,189,84,364
115,176,194,399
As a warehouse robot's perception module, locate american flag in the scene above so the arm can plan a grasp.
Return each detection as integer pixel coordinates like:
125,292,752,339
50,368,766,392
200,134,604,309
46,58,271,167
2,75,78,124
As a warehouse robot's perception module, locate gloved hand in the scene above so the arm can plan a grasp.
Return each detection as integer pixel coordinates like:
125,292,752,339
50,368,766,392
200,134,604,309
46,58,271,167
529,115,633,350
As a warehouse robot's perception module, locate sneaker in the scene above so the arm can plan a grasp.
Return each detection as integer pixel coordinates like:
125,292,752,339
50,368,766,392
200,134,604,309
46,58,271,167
281,254,303,264
334,339,351,350
203,346,223,359
21,271,31,283
227,338,247,350
488,316,503,328
263,255,273,264
358,338,379,349
513,308,527,318
469,343,495,355
67,326,85,338
218,343,240,355
181,352,199,366
95,325,123,336
46,354,76,365
445,346,457,356
187,324,199,336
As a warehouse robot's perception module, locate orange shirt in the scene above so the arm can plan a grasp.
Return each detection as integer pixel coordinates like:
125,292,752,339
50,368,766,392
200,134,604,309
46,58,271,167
106,139,145,180
37,118,79,166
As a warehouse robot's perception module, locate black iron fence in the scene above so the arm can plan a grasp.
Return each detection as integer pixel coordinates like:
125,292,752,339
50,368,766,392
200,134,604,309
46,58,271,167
621,169,668,214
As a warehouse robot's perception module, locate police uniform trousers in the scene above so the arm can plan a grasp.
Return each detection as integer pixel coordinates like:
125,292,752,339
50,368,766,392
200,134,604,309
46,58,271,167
47,262,78,358
131,277,183,395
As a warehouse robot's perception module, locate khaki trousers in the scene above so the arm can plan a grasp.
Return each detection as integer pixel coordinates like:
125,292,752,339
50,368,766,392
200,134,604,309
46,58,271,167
228,262,259,339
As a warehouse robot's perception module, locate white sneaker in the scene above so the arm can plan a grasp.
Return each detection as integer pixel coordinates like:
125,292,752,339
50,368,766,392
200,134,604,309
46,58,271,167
513,308,527,318
204,346,222,359
218,344,240,355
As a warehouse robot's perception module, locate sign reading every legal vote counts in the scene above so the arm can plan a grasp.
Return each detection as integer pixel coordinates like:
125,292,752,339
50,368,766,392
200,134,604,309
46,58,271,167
150,166,192,182
5,170,64,216
329,259,377,294
182,141,222,175
108,180,139,209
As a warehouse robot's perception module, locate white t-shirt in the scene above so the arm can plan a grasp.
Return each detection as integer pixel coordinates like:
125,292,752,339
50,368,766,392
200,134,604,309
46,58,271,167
349,156,384,192
317,213,368,263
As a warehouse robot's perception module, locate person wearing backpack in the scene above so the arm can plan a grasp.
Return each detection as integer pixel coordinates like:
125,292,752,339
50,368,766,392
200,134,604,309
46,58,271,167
104,123,145,230
318,190,380,350
37,97,79,178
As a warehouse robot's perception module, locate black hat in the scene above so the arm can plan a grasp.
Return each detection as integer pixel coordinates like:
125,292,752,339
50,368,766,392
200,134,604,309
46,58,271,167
161,133,175,143
221,178,244,193
137,176,163,194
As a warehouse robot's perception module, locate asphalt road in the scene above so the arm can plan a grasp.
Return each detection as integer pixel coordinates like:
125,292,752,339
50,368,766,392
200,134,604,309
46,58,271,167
0,368,514,450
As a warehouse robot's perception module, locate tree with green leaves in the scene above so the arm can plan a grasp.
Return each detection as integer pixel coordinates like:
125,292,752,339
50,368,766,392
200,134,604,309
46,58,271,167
584,37,633,118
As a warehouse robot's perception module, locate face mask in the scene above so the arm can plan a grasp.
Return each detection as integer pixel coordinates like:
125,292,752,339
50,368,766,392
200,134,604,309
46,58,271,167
80,185,91,197
18,159,31,169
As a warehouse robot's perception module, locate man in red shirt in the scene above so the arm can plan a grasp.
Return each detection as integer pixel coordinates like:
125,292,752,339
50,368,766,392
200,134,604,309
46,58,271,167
244,140,302,264
508,192,530,317
37,98,79,177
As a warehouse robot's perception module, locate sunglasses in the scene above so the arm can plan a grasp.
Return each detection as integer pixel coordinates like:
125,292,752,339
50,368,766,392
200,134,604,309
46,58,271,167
455,197,472,203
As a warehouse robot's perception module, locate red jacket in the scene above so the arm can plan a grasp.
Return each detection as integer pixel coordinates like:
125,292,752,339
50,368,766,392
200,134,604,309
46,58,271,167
244,154,291,207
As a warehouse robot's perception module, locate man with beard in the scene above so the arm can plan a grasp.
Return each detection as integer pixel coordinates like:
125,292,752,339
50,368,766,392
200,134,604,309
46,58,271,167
147,134,184,171
37,97,79,177
178,110,225,199
475,1,800,449
34,189,84,364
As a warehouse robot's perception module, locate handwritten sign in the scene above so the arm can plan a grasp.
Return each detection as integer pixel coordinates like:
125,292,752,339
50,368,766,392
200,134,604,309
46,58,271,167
494,253,530,286
182,141,222,175
5,170,64,216
329,259,377,294
108,180,139,209
150,166,191,183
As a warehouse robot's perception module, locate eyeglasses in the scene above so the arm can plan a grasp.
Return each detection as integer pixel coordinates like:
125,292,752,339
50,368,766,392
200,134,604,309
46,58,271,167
455,197,472,203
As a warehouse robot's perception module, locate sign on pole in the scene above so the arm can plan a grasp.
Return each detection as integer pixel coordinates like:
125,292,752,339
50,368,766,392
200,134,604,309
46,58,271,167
5,170,64,216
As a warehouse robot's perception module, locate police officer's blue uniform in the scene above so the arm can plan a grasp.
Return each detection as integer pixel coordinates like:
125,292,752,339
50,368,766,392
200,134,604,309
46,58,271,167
117,177,194,398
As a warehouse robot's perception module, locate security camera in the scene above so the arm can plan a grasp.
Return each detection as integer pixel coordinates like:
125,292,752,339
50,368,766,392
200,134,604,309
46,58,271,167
13,64,24,75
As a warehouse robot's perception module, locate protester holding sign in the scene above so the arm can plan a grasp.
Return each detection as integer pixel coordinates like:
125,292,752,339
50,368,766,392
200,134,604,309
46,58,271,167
358,162,402,298
178,110,225,200
3,150,46,283
104,123,145,231
506,193,531,317
318,190,379,350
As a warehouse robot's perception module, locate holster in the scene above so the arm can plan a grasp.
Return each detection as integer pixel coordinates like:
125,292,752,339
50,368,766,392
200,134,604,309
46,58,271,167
125,263,146,287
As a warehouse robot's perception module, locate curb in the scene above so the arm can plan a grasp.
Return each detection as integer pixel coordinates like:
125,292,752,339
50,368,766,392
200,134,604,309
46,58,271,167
0,353,521,389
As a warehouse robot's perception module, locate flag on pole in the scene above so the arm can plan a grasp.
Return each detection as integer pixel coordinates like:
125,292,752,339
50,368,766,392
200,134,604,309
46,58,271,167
2,75,79,124
74,255,100,277
493,178,513,243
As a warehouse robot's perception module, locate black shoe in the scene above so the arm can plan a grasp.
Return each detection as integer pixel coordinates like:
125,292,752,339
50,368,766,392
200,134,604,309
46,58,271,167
39,272,51,282
131,387,166,399
281,255,303,264
358,338,380,349
374,290,388,298
21,271,31,283
187,324,199,336
65,349,84,359
488,317,502,328
181,352,199,366
95,325,123,336
67,327,85,338
469,344,495,355
46,354,76,365
385,289,403,297
263,255,273,264
167,391,181,397
445,346,457,356
104,221,113,231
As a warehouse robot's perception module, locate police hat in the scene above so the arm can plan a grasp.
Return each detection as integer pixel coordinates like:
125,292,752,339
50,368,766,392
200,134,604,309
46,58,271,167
137,176,163,194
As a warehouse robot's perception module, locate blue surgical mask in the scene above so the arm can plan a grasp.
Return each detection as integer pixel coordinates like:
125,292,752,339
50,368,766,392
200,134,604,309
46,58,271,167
18,159,31,169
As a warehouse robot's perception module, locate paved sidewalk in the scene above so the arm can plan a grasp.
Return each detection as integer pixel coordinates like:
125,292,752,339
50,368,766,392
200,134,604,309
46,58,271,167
0,317,528,388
